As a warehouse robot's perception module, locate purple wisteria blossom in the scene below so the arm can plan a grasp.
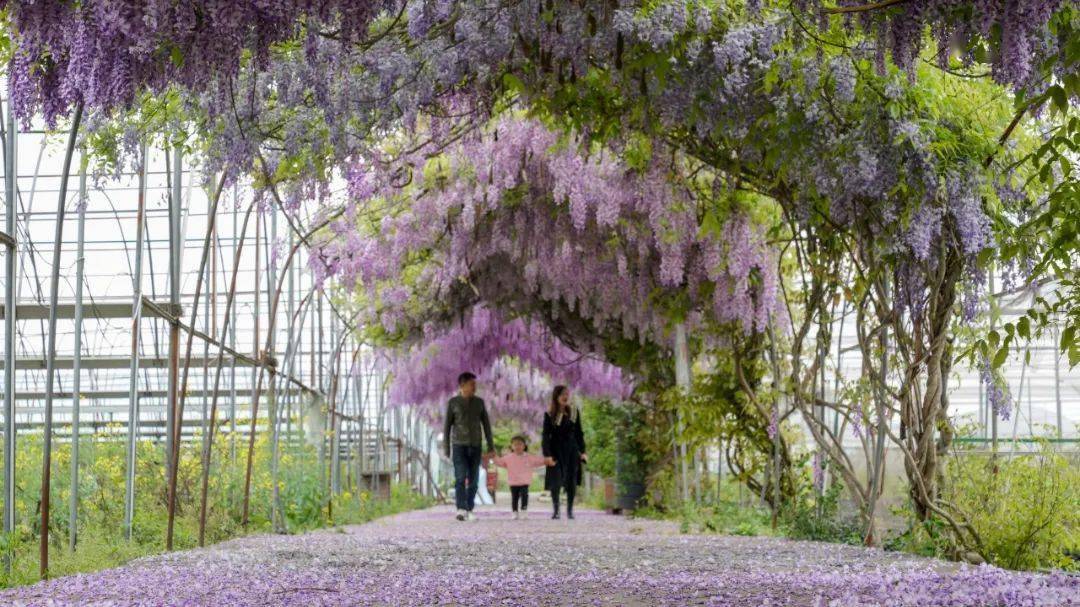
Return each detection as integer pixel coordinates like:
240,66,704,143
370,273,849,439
979,355,1014,421
384,306,633,428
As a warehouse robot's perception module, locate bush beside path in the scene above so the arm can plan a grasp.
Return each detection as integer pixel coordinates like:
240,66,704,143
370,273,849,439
0,506,1074,606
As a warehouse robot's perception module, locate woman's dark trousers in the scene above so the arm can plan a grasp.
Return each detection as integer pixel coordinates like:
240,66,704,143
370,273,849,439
551,481,577,517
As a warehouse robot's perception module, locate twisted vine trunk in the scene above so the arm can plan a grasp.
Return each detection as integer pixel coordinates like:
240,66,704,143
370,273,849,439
903,250,957,519
893,247,982,558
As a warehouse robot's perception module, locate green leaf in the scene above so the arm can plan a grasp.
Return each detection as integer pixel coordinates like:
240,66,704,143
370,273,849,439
1062,325,1076,353
169,46,186,69
992,346,1009,370
502,73,525,93
1018,316,1030,340
1049,85,1068,113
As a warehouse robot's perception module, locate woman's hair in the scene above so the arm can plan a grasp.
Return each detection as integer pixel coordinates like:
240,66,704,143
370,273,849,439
549,385,570,422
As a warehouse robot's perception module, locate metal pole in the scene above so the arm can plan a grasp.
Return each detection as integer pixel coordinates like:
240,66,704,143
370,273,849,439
239,229,312,526
318,295,324,388
123,141,147,541
197,201,255,545
229,195,238,468
39,102,83,577
3,73,20,551
68,147,87,552
376,375,387,496
201,238,211,452
165,174,228,549
989,270,998,456
356,351,366,485
330,314,341,496
266,284,313,530
251,207,260,441
286,233,295,445
166,145,181,485
240,212,262,527
268,209,283,532
673,323,691,503
317,296,325,491
1053,324,1063,438
980,378,989,434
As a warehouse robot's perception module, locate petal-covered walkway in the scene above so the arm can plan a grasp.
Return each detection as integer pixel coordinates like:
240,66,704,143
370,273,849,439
1,506,1075,606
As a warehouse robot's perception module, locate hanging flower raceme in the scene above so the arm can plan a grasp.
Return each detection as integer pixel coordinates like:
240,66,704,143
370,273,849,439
806,0,1071,92
312,116,783,345
384,306,632,429
1,0,394,126
400,357,573,431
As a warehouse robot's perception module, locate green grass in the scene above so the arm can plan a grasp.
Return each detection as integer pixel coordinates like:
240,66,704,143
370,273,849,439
0,428,432,588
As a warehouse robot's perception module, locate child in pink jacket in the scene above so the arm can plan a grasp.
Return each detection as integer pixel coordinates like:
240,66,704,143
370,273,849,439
491,435,553,519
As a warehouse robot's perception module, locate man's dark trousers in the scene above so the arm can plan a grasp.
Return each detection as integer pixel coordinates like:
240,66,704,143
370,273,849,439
452,444,482,511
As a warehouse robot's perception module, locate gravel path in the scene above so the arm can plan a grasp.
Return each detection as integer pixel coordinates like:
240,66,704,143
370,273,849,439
1,506,1075,606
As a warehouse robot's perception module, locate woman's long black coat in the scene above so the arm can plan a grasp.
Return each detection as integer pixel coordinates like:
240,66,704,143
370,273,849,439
542,408,586,491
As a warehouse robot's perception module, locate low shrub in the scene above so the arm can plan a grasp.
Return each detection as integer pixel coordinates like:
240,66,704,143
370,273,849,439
944,442,1078,571
0,424,431,588
783,479,863,545
886,440,1078,571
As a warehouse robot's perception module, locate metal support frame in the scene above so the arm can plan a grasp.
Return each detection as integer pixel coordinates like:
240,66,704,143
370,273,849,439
0,301,182,320
0,112,431,579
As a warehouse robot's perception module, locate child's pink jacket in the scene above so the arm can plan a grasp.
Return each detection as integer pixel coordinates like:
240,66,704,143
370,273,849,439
492,452,547,486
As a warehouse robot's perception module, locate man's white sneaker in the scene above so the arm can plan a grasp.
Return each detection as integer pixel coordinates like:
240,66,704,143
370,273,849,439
519,510,528,520
512,512,520,520
467,511,478,522
455,509,467,521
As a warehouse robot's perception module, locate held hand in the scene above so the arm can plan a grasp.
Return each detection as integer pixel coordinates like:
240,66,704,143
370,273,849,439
545,457,556,466
580,453,588,463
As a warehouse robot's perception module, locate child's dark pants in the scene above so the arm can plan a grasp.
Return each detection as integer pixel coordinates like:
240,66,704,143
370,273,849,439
510,485,529,512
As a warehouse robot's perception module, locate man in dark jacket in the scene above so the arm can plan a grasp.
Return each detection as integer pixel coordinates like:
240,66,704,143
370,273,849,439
444,372,495,521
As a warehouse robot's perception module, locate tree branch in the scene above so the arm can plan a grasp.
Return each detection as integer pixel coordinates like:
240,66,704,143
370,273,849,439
823,0,911,14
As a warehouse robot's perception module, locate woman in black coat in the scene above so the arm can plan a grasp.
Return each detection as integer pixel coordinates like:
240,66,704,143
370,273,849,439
542,385,587,519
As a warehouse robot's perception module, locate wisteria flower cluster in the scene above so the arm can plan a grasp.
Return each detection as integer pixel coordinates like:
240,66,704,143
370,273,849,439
383,306,632,427
805,0,1072,91
312,116,782,346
